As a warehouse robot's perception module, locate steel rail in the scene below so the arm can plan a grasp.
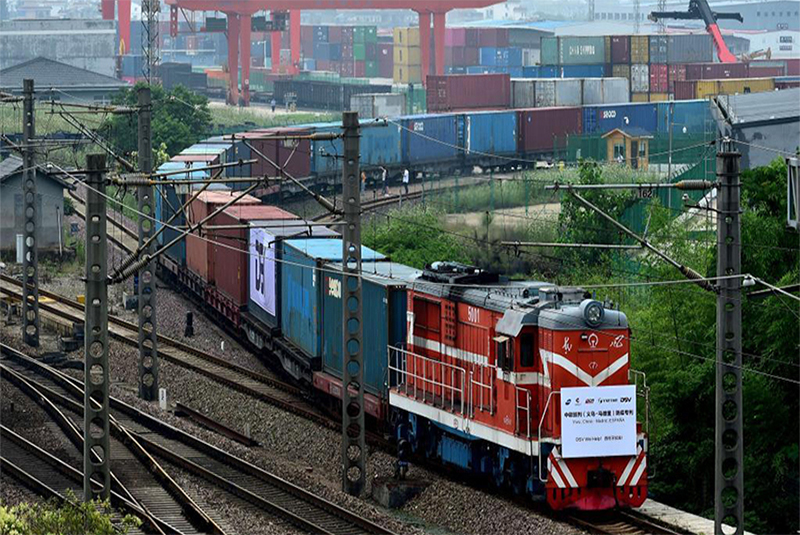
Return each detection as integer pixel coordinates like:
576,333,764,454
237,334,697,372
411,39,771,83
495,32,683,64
1,344,397,535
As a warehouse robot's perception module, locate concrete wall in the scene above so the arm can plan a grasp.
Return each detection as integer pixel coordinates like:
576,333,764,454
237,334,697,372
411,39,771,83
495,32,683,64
0,19,117,76
0,173,65,253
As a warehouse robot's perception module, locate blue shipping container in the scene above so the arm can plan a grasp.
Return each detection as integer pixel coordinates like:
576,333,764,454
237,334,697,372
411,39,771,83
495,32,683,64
655,100,712,136
314,42,330,61
154,161,209,265
320,262,414,396
540,65,559,78
582,103,658,135
522,66,540,78
479,47,497,66
466,110,517,156
280,239,386,360
560,64,605,78
401,114,459,166
310,119,401,175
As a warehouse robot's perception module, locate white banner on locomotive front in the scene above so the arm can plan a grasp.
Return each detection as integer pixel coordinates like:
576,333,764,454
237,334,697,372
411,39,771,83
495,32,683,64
560,385,637,459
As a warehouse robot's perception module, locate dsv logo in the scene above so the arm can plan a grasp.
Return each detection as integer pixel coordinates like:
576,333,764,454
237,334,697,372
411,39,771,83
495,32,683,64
621,397,632,403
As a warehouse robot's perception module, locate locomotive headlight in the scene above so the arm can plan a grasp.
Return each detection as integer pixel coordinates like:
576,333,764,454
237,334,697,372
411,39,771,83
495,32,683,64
584,301,604,327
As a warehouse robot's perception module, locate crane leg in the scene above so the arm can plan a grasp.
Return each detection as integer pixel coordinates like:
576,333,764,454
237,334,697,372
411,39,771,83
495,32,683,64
227,14,240,105
240,14,251,106
433,11,447,76
417,11,431,85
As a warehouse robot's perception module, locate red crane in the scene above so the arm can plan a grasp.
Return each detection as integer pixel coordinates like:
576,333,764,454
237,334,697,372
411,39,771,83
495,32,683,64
649,0,743,63
104,0,500,105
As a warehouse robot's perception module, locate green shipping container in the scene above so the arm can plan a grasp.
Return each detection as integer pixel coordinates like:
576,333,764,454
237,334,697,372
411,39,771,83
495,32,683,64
365,60,378,77
559,36,606,65
354,26,366,43
354,43,366,61
541,37,558,65
365,26,377,43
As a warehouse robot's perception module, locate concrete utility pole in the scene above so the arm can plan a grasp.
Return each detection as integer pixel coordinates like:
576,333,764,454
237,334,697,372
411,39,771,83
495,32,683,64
715,141,743,535
21,79,40,348
137,86,159,401
84,153,111,500
341,111,366,496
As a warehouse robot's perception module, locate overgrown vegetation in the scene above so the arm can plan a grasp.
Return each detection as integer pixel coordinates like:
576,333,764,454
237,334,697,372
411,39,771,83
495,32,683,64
208,106,339,131
0,493,140,534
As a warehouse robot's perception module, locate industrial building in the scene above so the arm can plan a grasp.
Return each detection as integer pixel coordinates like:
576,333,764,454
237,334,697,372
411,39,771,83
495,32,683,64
0,156,74,254
712,87,800,168
0,19,117,76
0,57,128,102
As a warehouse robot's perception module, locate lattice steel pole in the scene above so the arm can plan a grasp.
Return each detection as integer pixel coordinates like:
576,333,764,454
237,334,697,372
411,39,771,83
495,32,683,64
341,111,366,496
21,78,40,348
715,140,743,535
137,86,159,401
84,153,111,501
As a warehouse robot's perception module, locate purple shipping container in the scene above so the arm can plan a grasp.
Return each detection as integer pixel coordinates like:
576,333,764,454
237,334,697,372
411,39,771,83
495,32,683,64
341,27,354,45
685,62,748,80
301,26,313,43
610,36,630,64
674,81,697,100
365,42,377,60
517,107,582,153
379,44,393,78
355,61,365,77
328,26,342,43
668,64,686,93
243,128,311,182
464,47,479,66
478,28,509,48
748,65,785,78
426,73,511,112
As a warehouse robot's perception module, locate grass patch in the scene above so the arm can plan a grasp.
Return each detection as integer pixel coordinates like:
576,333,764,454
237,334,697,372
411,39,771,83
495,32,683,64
208,107,340,131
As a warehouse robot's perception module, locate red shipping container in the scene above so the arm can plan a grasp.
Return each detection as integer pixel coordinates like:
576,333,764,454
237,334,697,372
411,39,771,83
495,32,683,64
673,80,697,100
464,28,480,48
213,205,299,306
685,62,748,80
355,60,365,77
786,58,800,75
748,66,785,77
186,191,261,283
316,59,331,71
242,127,312,182
301,26,313,42
445,47,454,66
610,36,630,64
649,63,669,93
668,64,686,93
446,28,466,47
517,107,582,153
452,47,465,67
426,73,510,112
328,26,343,43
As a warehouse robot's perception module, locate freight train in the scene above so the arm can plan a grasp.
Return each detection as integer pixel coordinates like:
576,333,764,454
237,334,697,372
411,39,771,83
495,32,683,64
152,101,665,509
157,208,649,511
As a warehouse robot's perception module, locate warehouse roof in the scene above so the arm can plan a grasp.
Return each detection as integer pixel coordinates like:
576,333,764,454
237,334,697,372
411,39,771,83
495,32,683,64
0,155,74,189
0,57,128,90
714,88,800,125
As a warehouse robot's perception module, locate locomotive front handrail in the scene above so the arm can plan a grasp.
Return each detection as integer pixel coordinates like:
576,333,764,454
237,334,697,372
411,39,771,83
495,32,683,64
537,390,561,483
388,345,466,415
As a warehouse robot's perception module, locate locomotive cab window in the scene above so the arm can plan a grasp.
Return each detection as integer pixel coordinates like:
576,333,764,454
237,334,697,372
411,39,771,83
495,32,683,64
494,336,513,371
519,334,534,368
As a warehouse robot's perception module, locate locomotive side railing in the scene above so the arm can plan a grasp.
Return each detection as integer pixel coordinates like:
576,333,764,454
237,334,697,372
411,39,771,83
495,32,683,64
388,345,466,415
537,390,561,483
514,386,532,439
469,370,493,417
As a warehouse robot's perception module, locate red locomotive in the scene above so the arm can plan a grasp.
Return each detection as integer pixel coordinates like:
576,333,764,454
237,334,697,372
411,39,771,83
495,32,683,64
388,262,648,510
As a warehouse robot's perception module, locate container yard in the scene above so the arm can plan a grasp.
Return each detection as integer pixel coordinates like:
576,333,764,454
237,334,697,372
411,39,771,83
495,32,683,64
5,0,800,534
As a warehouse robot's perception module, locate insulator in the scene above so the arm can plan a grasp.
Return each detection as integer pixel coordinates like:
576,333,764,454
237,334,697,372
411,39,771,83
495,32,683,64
114,255,151,283
676,180,713,191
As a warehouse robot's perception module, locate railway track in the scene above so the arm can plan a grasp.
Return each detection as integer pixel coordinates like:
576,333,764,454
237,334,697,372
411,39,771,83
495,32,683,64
1,343,396,535
567,510,687,535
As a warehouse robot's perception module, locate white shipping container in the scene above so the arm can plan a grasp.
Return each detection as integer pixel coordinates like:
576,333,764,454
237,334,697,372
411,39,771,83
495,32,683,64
511,79,536,108
522,48,541,66
350,93,406,119
534,80,555,107
582,77,630,105
631,64,649,94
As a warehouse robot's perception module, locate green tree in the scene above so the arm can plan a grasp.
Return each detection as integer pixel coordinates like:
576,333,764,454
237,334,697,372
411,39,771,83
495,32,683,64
0,493,140,534
105,83,212,163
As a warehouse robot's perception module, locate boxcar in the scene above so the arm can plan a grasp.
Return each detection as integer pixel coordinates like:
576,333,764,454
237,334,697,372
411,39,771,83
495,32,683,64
400,114,459,167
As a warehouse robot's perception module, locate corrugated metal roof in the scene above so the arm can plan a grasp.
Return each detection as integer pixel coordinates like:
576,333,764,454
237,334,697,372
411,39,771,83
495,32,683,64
195,191,261,204
0,57,128,90
283,238,386,262
715,88,800,124
249,220,339,238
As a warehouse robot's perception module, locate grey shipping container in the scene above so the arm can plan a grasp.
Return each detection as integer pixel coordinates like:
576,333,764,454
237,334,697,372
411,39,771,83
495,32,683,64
554,78,583,107
668,35,713,64
582,77,630,105
350,92,406,118
512,79,536,108
649,35,668,64
631,64,650,93
559,36,606,65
